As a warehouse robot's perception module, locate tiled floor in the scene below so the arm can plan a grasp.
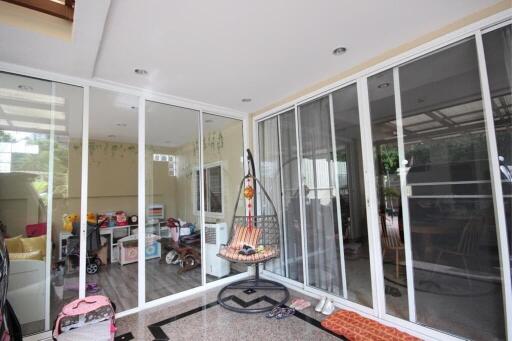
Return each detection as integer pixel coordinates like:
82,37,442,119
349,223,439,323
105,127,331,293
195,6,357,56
115,285,343,341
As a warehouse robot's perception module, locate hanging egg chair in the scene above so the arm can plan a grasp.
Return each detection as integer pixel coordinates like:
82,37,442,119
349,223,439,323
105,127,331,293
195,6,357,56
217,149,289,313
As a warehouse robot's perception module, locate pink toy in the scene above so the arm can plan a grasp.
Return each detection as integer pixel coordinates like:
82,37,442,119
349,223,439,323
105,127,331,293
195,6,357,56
115,211,128,226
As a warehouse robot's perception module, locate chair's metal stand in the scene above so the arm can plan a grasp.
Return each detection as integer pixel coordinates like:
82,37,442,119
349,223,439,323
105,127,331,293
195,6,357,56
218,263,290,313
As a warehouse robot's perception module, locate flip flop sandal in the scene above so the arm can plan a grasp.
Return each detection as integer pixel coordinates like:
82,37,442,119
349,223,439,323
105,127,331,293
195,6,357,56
289,298,303,308
295,300,311,311
265,306,282,318
276,307,295,320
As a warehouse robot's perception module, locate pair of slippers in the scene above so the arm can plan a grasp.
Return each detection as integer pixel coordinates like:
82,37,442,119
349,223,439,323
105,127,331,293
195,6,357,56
265,306,295,320
289,298,311,311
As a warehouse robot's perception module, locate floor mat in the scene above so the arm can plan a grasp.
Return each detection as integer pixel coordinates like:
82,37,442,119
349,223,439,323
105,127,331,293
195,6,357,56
321,310,420,341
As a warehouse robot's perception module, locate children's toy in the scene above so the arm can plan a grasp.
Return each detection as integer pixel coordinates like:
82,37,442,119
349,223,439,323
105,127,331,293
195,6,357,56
115,211,128,226
159,235,201,273
87,212,97,225
97,215,109,228
63,214,79,233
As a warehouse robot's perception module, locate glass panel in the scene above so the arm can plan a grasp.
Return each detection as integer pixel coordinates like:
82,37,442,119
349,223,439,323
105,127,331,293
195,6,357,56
0,72,83,335
399,38,505,339
203,113,245,283
259,116,285,277
87,88,138,312
483,24,512,290
145,101,201,300
299,96,343,296
332,84,372,307
279,111,304,282
368,69,409,319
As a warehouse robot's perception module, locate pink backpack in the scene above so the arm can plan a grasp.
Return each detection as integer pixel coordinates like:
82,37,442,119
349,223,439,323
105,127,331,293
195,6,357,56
53,295,116,339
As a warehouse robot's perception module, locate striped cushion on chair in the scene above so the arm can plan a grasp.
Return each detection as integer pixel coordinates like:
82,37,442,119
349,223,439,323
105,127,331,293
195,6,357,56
228,224,262,249
219,246,277,263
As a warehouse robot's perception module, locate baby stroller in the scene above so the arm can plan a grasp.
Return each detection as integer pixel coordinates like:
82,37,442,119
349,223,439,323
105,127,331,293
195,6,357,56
66,222,102,274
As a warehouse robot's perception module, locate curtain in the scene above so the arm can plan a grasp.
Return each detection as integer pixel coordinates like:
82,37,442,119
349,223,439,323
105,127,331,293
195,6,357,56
258,117,285,275
279,110,304,282
299,96,342,295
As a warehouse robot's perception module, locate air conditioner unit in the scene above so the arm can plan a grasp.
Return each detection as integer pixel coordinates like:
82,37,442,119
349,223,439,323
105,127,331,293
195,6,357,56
205,222,230,278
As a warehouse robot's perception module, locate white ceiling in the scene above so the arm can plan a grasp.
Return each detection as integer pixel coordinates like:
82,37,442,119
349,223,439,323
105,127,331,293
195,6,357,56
0,0,503,113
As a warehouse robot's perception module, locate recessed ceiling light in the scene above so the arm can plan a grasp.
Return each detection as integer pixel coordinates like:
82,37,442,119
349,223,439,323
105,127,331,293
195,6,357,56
241,98,252,103
17,85,33,91
116,123,127,127
332,47,347,56
134,68,148,75
108,134,116,138
377,82,390,89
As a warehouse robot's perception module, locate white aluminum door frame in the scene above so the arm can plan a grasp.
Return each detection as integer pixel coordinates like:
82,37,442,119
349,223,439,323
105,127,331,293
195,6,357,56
295,104,309,288
328,93,348,299
276,115,289,277
78,86,90,300
44,82,56,331
475,29,512,341
357,77,382,314
137,96,146,309
392,66,417,322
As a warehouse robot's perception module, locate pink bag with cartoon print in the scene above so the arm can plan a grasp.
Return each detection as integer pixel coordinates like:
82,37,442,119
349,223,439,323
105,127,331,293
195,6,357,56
53,295,116,340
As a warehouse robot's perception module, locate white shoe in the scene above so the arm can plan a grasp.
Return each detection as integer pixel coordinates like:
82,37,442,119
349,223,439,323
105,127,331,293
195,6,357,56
321,299,335,315
315,296,327,312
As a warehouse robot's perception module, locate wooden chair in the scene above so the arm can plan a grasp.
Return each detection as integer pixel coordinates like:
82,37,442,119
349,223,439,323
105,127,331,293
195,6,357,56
380,212,404,279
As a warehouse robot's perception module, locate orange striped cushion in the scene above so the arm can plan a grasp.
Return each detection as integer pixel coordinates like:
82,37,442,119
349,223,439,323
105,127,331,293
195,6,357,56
321,310,420,341
229,224,262,249
219,247,277,262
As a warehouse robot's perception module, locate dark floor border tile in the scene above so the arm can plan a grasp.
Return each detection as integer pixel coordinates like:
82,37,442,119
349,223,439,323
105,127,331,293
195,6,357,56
114,331,134,341
145,294,346,340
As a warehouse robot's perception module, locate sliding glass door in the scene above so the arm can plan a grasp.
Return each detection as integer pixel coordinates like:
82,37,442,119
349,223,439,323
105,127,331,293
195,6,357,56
483,24,512,286
368,69,410,319
202,113,245,283
258,110,304,283
87,88,139,312
0,72,83,335
144,101,201,301
256,22,511,341
298,96,343,296
331,84,373,307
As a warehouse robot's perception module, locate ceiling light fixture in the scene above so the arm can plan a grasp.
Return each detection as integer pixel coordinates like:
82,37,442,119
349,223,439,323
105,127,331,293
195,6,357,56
241,98,252,103
17,85,33,91
134,68,148,75
377,82,390,89
332,47,347,56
